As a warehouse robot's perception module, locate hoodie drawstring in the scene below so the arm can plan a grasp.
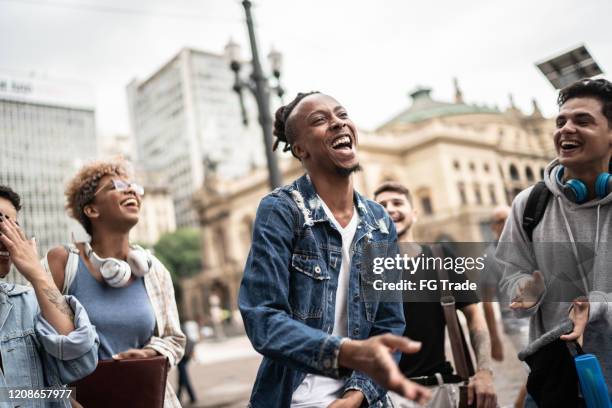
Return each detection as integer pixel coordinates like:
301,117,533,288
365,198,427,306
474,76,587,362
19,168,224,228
557,196,600,294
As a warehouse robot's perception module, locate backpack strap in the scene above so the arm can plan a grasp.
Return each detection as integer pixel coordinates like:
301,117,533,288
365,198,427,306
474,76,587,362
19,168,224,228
522,181,552,242
62,244,80,294
41,244,80,295
430,244,476,380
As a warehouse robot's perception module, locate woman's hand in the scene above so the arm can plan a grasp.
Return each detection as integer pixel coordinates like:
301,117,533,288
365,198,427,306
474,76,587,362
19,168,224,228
0,213,45,283
112,348,159,360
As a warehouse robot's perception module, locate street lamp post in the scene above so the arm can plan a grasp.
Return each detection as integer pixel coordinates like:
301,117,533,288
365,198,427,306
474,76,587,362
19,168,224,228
227,0,284,190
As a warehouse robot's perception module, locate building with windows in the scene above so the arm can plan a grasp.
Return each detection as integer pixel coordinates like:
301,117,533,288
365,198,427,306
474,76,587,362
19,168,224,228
0,71,96,283
130,185,176,246
100,133,135,162
180,81,555,323
126,47,265,228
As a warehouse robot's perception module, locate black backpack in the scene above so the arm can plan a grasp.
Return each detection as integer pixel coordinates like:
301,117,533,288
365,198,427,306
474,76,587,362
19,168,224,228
522,181,552,242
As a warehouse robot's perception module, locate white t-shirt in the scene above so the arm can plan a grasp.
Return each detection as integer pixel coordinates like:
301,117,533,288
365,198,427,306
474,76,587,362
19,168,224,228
291,199,359,408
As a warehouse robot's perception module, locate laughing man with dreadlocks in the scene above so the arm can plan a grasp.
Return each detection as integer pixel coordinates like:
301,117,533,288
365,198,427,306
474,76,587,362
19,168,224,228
239,92,431,408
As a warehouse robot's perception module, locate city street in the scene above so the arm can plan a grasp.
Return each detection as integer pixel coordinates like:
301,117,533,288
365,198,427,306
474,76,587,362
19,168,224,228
172,325,528,408
170,336,260,408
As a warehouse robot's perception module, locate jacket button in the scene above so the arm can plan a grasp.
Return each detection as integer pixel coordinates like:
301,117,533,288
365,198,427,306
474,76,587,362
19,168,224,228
314,265,321,274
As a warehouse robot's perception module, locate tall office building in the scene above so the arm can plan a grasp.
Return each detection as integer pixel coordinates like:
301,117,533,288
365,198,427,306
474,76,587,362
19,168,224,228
0,71,96,277
127,47,265,228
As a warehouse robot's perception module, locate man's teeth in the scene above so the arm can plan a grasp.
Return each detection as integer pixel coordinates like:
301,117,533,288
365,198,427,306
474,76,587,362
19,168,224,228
332,136,351,148
561,141,581,149
0,251,9,257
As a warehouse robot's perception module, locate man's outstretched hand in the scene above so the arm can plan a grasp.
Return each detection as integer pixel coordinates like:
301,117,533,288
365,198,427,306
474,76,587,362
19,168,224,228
338,334,431,405
510,270,545,310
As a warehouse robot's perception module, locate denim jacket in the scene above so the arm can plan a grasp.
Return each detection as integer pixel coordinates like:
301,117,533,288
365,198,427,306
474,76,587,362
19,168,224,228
239,174,405,408
0,282,99,408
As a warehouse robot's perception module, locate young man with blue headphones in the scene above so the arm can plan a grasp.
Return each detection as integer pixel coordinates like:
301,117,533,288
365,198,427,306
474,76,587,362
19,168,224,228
497,78,612,398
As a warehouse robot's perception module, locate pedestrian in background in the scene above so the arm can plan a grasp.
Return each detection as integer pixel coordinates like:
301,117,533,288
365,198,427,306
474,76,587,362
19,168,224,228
177,321,198,405
481,205,532,408
375,182,497,408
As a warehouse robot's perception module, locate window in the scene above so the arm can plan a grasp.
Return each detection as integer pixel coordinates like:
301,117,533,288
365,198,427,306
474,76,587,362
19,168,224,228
453,160,460,170
469,162,476,172
488,184,497,205
526,166,535,182
509,164,520,181
483,163,490,173
474,183,483,205
457,182,467,205
420,196,433,215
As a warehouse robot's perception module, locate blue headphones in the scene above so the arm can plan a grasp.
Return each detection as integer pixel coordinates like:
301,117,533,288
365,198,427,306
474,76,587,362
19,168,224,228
557,164,612,203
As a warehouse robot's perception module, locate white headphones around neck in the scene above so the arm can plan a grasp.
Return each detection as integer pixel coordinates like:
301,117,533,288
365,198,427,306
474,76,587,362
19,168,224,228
84,242,152,288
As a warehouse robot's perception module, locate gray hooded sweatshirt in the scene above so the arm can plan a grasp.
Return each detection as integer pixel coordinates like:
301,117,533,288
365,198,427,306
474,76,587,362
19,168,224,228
497,158,612,392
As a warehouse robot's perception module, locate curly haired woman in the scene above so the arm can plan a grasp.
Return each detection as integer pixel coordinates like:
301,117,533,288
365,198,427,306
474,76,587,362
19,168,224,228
44,158,185,408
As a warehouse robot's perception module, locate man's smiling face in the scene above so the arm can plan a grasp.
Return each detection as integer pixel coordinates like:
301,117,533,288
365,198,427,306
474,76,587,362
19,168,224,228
289,93,360,176
554,96,612,171
375,190,416,240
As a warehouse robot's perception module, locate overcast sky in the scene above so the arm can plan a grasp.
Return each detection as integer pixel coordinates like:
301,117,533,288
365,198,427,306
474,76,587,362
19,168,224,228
1,0,610,143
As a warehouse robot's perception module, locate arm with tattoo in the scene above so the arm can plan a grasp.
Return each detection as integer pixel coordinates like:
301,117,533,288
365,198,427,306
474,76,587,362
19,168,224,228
42,285,75,319
469,326,493,372
462,303,497,408
32,276,76,335
462,304,493,372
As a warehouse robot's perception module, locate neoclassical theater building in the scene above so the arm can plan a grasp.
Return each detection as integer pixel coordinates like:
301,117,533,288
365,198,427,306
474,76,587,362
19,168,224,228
182,84,555,325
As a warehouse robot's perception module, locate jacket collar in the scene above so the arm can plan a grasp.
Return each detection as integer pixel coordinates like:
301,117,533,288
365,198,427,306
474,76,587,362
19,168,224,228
0,282,18,332
290,173,386,234
0,281,30,297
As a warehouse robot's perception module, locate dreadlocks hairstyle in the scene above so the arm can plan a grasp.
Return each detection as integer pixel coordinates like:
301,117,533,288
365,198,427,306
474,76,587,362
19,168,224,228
272,91,320,157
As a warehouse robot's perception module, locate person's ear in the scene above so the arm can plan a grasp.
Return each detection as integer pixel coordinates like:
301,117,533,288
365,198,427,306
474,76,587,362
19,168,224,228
83,204,100,220
292,142,309,161
411,209,418,224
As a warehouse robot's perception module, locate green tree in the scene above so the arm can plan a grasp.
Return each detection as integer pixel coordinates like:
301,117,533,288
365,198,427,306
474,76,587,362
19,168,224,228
153,228,203,319
153,228,202,283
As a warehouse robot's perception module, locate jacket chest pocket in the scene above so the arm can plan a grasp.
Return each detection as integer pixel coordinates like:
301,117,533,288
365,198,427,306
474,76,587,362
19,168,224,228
1,330,45,388
358,272,380,323
359,239,392,323
289,252,330,320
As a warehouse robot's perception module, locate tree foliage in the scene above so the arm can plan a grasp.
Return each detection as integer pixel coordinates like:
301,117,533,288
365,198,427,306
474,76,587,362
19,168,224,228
153,228,202,283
